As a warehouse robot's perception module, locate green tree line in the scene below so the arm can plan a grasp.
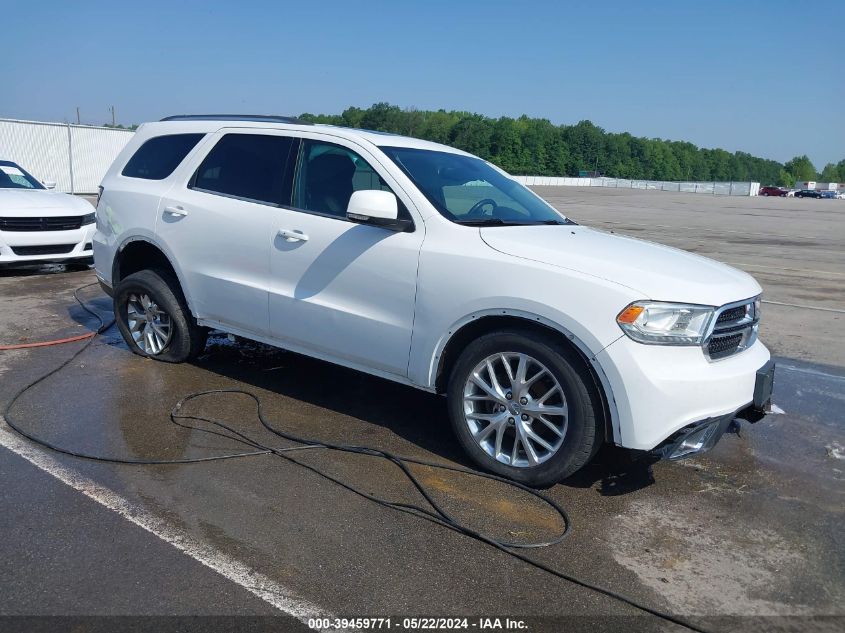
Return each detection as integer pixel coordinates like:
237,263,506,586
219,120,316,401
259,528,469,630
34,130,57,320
299,103,841,187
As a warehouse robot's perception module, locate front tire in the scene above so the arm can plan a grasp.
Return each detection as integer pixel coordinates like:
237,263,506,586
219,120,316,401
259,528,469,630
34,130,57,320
114,269,207,363
446,330,602,487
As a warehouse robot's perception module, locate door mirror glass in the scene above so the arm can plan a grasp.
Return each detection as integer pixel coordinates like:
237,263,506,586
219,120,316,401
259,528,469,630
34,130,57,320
347,190,399,225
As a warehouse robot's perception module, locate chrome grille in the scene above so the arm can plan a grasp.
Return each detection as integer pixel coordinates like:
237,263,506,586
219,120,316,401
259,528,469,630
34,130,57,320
704,298,759,360
716,306,746,325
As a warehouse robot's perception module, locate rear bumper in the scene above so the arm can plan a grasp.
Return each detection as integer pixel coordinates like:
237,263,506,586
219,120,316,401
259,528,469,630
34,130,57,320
0,224,96,264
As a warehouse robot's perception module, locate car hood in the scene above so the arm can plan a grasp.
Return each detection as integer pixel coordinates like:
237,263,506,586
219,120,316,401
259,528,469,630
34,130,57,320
0,189,93,215
480,225,761,306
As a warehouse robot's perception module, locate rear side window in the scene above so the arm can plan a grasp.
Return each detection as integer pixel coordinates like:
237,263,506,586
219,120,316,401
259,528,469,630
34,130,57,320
122,134,204,180
191,134,295,206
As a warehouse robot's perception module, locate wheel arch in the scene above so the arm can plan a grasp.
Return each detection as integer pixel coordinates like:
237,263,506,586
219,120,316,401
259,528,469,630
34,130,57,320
431,311,621,445
112,237,196,316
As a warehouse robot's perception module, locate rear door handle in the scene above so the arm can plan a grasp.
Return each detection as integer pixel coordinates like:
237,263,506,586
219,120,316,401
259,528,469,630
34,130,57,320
278,228,308,242
164,205,188,217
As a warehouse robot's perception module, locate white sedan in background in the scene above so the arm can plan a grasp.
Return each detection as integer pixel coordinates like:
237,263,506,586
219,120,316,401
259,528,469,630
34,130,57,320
0,160,95,266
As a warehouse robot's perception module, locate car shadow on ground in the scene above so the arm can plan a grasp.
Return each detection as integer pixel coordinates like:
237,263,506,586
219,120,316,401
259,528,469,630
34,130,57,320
0,262,92,278
564,446,658,495
64,299,658,497
191,333,657,496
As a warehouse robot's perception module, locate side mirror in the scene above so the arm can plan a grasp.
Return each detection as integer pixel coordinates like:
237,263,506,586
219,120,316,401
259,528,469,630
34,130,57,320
44,180,57,189
346,190,413,232
347,189,398,225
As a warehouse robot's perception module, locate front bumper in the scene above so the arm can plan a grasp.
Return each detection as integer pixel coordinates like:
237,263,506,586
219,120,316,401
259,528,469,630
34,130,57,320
596,334,772,451
0,224,96,264
652,360,775,459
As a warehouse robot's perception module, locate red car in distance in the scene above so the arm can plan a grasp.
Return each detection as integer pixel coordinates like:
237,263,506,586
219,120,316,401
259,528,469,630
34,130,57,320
759,186,788,197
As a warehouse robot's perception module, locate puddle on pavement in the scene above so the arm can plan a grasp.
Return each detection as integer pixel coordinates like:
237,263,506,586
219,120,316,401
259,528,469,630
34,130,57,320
201,332,291,369
4,275,844,617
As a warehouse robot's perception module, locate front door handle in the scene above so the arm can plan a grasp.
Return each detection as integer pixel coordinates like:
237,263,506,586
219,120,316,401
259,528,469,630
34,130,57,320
164,205,188,217
278,228,308,242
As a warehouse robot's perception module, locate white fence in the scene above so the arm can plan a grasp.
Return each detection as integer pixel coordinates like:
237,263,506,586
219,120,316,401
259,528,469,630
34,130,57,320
0,118,763,197
0,118,134,194
514,175,760,196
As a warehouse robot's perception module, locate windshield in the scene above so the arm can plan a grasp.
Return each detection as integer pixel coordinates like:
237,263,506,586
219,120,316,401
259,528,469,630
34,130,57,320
0,162,45,190
381,147,570,226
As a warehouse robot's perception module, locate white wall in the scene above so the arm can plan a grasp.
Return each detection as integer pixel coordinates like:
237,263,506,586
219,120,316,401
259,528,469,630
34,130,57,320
513,175,760,196
0,119,134,194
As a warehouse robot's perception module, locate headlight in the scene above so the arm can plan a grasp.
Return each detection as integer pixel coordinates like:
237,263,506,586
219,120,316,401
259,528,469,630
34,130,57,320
616,301,715,345
81,212,96,226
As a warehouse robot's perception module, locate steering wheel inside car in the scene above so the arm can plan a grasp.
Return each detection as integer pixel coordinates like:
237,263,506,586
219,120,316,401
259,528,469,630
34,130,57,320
466,198,498,218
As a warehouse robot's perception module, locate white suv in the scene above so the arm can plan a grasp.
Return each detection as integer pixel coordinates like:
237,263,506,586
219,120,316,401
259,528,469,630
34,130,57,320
94,115,774,486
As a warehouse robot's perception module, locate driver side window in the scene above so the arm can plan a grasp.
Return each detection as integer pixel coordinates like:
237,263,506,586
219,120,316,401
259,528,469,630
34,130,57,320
292,140,409,221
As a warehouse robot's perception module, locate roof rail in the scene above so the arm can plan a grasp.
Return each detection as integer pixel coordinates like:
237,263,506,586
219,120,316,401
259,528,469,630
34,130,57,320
159,114,313,125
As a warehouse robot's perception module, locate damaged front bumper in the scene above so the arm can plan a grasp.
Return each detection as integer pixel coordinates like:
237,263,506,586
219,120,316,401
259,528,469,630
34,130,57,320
652,360,776,460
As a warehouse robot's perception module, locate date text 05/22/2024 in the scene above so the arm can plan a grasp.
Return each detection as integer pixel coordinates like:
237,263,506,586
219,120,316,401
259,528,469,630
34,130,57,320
308,617,528,630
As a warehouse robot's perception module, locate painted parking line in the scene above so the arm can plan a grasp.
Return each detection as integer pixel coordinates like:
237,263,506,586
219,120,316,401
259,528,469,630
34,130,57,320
760,300,845,314
779,363,845,382
0,419,331,624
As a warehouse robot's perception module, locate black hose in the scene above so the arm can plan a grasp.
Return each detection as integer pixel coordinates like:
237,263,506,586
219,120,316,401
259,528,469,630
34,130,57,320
2,282,709,632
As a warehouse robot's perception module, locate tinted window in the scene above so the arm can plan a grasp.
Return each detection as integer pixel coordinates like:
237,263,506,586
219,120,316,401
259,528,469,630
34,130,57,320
192,134,294,205
122,134,204,180
293,140,400,219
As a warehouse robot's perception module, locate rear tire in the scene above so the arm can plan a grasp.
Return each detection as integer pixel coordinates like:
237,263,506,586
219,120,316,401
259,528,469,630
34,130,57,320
114,269,207,363
446,329,602,487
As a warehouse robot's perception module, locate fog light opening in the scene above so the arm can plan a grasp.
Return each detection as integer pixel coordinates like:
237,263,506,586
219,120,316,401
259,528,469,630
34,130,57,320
668,421,720,459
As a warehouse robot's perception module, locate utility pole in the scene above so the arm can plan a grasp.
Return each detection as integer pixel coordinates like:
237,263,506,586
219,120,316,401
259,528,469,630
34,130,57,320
109,105,116,126
76,107,80,124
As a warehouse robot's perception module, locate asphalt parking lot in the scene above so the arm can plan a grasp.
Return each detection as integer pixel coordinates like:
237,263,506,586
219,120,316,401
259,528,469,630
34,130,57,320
0,187,842,632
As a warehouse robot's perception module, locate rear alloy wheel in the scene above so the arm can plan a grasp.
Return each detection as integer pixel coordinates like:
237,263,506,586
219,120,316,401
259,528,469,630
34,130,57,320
447,330,602,487
126,293,173,355
114,269,207,363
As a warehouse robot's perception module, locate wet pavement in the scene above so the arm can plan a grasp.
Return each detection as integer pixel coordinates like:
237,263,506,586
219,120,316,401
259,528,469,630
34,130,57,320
1,190,843,632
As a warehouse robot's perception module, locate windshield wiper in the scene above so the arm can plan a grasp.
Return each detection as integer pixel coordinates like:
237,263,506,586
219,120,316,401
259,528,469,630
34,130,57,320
536,218,577,225
455,218,512,226
456,218,576,227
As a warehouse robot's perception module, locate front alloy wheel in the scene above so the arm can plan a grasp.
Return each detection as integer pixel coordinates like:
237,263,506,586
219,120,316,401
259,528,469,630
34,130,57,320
447,330,602,486
463,352,568,467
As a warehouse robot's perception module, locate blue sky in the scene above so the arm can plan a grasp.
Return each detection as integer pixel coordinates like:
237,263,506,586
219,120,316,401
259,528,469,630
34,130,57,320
4,0,843,169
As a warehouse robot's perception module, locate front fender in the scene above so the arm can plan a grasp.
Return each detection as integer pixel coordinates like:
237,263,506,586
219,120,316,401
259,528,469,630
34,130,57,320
410,306,625,445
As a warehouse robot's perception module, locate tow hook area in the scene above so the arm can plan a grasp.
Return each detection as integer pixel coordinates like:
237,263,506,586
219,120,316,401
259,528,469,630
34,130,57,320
734,360,776,424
